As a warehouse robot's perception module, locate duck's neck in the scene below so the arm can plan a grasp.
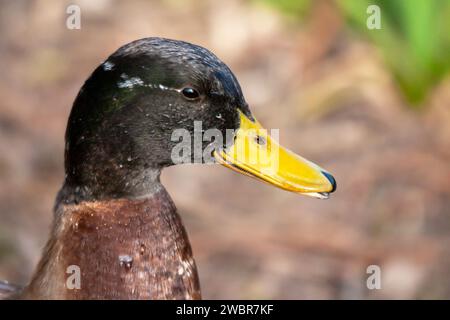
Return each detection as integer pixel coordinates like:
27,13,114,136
23,185,201,300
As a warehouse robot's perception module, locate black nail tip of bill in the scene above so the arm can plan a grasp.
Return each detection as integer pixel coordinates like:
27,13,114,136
321,171,337,193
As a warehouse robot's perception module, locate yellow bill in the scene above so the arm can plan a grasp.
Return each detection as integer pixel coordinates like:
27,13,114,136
213,110,336,199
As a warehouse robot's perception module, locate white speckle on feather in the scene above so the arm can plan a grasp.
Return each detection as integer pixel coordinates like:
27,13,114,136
118,76,144,89
102,61,115,71
177,266,184,275
118,255,133,268
178,258,194,277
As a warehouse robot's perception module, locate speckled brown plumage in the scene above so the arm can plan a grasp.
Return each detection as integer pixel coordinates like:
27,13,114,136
21,187,201,299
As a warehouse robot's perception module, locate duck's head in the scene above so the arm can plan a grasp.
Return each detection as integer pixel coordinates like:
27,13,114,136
63,38,336,202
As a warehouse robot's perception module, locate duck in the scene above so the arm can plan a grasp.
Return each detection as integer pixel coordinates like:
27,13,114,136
1,37,336,300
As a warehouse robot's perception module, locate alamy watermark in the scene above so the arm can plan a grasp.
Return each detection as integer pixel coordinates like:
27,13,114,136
367,5,382,30
366,264,381,290
66,265,81,289
66,4,81,30
170,123,280,174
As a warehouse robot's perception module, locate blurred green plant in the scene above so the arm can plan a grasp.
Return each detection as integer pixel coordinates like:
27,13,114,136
259,0,450,106
337,0,450,106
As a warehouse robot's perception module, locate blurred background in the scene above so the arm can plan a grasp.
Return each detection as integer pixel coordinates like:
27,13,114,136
1,0,450,299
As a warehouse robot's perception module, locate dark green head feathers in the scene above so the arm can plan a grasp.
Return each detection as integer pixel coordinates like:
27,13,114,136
60,37,336,205
61,37,251,203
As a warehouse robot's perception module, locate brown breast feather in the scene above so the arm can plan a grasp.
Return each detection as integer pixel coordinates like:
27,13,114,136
22,191,201,300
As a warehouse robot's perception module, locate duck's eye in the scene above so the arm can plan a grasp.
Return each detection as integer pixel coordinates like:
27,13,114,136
181,87,200,100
